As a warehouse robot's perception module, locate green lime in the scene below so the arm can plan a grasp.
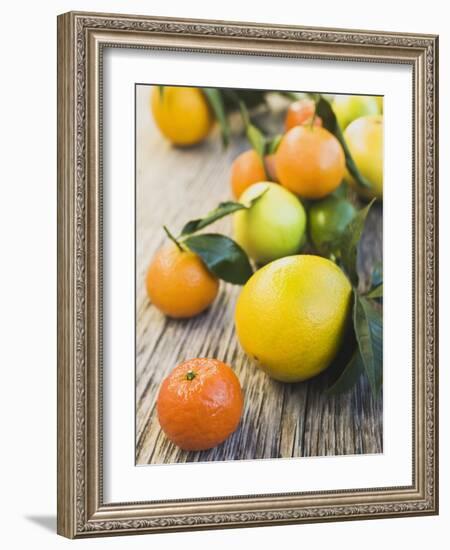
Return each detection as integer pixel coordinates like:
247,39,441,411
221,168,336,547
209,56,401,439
309,196,357,254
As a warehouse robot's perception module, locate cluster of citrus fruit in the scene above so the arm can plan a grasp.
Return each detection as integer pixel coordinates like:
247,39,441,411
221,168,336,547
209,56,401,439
148,87,383,452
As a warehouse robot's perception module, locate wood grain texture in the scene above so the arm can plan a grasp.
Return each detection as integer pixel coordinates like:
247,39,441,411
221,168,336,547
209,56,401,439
135,85,382,465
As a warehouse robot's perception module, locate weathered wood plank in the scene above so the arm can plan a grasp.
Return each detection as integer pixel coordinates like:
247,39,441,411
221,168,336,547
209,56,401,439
135,85,383,465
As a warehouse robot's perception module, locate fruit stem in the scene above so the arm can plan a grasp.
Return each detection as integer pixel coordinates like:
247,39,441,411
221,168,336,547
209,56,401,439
186,370,196,381
163,225,183,252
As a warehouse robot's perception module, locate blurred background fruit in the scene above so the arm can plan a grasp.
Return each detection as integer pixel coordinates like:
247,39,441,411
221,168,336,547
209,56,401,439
146,241,219,318
275,126,345,199
157,358,243,451
284,98,323,131
332,94,380,130
151,86,213,146
233,182,306,265
230,149,267,198
344,115,383,199
375,95,383,113
309,195,357,255
235,255,352,382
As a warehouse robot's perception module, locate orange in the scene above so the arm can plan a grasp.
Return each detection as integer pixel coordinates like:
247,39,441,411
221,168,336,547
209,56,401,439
264,153,278,183
284,98,323,131
275,126,345,199
146,242,219,318
230,149,267,198
150,86,213,146
157,358,244,451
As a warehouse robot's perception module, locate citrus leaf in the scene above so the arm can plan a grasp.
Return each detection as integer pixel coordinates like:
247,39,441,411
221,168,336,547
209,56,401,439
202,88,230,146
246,124,266,159
184,233,253,285
339,199,375,286
181,202,245,236
267,134,283,155
326,350,364,395
180,189,268,236
370,261,383,288
315,95,372,190
353,293,383,397
366,283,383,299
238,100,267,159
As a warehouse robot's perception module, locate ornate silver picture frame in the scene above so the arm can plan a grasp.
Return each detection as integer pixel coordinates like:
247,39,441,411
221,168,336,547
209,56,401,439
57,11,438,538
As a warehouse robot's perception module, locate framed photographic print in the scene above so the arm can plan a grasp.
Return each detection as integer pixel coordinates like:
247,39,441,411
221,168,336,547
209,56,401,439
57,11,439,538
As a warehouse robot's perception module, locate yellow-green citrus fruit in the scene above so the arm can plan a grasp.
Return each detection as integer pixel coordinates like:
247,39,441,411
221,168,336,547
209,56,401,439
233,182,306,265
151,86,213,146
344,115,383,199
375,96,383,113
309,196,357,254
332,95,380,130
235,255,352,382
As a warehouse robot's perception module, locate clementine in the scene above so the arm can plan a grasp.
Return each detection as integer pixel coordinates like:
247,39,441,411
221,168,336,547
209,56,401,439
150,86,213,146
146,242,219,318
275,126,345,199
157,358,244,451
230,149,267,198
284,98,322,131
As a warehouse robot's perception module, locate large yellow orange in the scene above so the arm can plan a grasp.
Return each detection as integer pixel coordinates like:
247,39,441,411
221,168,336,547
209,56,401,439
275,126,345,199
150,86,213,146
235,255,352,382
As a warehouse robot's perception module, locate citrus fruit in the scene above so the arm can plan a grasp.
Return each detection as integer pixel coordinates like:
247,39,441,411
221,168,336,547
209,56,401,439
375,96,383,114
332,95,380,130
235,255,352,382
344,115,383,199
284,98,322,131
157,358,244,451
233,182,306,265
309,196,357,254
275,126,345,199
146,242,219,318
264,153,278,183
230,149,267,198
150,86,213,146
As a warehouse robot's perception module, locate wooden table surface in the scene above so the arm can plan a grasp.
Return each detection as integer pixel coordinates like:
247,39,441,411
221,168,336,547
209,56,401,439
135,86,383,465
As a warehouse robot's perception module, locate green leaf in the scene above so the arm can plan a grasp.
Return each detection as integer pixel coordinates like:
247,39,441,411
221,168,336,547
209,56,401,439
246,124,266,159
180,188,268,236
267,134,283,155
202,88,230,146
238,100,267,159
338,199,375,286
370,261,383,289
315,95,373,190
181,202,245,236
366,284,383,298
327,350,364,395
184,233,253,285
353,293,383,397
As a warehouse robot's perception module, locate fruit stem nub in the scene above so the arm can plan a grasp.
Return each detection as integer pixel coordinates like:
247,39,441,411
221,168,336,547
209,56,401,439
186,370,196,381
163,225,183,252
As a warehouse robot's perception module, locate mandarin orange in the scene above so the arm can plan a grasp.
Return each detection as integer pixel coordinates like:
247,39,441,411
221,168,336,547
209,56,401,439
230,149,267,198
146,242,219,318
275,126,345,199
157,358,244,451
284,98,322,131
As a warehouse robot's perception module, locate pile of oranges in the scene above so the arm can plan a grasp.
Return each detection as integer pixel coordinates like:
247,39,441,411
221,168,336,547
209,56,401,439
147,88,383,452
